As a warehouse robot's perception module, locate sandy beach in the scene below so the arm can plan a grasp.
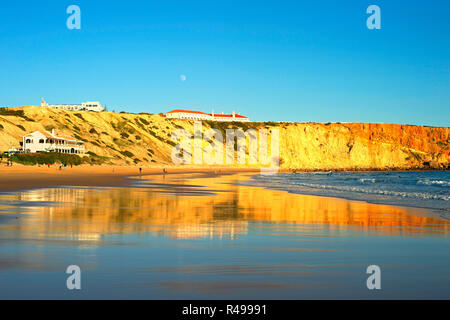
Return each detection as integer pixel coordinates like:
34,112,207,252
0,164,261,192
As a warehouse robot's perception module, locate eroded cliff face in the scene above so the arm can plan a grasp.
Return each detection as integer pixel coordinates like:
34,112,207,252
0,106,448,170
279,123,449,170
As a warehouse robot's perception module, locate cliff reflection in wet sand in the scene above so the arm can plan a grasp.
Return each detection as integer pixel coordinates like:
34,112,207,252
7,173,449,240
0,173,449,299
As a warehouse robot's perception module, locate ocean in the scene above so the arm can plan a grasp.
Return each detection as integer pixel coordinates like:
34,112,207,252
247,171,450,214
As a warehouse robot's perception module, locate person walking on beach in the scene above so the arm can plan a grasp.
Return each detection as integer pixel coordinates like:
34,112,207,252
139,167,142,175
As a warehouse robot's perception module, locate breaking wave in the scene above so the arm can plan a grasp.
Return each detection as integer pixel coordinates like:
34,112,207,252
247,171,450,211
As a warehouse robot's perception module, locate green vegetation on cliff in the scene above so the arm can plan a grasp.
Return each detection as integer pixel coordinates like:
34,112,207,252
10,153,83,166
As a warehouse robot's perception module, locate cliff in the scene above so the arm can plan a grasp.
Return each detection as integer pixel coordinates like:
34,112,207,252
0,106,448,170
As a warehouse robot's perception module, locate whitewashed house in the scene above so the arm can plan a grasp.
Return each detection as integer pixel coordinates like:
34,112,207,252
40,98,104,112
22,129,85,154
165,109,249,122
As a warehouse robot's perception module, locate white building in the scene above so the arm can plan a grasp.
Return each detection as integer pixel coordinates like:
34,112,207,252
41,98,104,112
22,129,85,154
165,109,249,122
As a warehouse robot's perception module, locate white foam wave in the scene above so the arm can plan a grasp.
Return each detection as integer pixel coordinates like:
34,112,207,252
359,178,376,184
290,181,450,201
417,179,450,187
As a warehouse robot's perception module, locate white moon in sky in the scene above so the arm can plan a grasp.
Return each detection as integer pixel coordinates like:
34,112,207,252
180,75,186,82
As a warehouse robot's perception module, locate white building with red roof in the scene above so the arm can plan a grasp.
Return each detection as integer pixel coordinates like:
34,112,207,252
165,109,249,122
22,129,85,154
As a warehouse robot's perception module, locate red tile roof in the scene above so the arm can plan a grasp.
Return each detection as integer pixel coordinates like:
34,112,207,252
167,109,248,119
167,109,210,115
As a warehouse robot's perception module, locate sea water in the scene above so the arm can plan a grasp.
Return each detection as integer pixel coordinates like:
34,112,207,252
248,171,450,214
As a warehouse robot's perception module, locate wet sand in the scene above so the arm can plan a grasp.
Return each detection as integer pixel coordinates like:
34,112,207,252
0,164,260,192
0,172,449,299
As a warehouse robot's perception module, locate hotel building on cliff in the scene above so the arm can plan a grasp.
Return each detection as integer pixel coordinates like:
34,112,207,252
165,109,249,122
22,129,85,154
40,98,104,112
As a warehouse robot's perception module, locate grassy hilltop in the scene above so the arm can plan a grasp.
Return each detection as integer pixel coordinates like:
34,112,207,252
0,106,448,170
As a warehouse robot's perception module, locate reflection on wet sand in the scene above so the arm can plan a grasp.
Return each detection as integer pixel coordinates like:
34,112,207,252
1,173,448,241
1,173,450,299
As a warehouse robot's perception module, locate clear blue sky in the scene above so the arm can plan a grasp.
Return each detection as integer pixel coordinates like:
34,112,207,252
0,0,449,126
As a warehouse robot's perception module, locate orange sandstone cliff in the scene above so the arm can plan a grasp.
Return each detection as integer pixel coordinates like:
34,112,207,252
0,106,448,170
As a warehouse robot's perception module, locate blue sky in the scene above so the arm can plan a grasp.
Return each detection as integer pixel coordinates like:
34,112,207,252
0,0,449,126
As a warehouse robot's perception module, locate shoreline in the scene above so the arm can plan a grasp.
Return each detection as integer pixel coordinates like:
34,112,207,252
0,163,448,193
0,164,448,225
246,179,450,217
288,167,449,173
